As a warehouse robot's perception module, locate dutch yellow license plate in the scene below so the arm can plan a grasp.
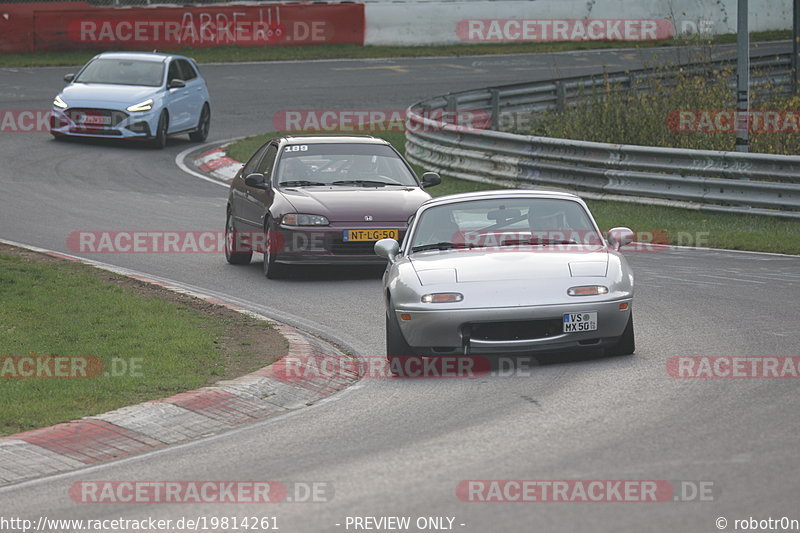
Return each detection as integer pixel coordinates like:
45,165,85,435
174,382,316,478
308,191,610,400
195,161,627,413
343,229,399,242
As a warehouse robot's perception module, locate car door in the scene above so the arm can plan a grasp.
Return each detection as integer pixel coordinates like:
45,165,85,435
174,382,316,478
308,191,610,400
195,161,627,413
177,59,206,128
241,143,279,229
231,144,270,230
164,59,191,131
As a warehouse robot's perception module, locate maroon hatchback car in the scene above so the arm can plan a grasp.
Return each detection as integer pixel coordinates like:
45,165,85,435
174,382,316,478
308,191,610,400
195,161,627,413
225,135,441,278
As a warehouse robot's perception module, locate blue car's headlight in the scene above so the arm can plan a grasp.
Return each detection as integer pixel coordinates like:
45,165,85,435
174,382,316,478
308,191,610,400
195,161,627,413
127,99,153,113
53,95,67,109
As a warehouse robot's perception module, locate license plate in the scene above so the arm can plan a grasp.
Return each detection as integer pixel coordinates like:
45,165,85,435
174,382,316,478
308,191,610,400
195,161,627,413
563,312,598,333
81,115,110,125
343,229,399,242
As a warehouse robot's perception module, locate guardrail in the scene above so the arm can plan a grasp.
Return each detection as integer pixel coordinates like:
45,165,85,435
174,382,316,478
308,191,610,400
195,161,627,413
405,53,800,218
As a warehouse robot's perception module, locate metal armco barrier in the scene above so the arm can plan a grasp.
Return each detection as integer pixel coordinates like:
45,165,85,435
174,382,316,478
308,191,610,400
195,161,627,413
405,53,800,218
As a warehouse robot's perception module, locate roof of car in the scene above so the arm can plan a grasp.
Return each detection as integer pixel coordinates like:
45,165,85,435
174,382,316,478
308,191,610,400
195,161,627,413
94,51,180,63
280,135,390,145
421,189,583,208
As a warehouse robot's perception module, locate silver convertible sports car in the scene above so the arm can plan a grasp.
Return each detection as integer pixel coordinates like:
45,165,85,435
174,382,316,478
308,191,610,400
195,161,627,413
375,190,636,361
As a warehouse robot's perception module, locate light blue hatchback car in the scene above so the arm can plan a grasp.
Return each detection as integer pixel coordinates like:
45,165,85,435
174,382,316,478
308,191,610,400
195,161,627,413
51,51,211,148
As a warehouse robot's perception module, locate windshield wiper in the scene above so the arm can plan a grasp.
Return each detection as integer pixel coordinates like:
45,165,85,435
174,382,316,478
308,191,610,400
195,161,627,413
529,238,578,245
279,180,328,187
463,237,580,248
411,241,467,253
490,238,578,246
331,180,393,187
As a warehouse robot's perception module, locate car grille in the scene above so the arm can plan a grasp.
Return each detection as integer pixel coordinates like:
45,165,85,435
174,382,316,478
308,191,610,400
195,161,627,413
66,108,128,129
330,241,377,255
466,319,563,342
68,127,123,136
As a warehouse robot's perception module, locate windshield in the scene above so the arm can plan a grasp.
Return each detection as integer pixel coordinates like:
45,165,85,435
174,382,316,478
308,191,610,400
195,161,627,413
75,58,164,87
275,143,418,187
410,198,602,252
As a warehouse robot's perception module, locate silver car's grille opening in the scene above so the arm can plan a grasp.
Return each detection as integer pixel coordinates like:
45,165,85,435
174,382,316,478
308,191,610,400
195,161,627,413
465,319,562,342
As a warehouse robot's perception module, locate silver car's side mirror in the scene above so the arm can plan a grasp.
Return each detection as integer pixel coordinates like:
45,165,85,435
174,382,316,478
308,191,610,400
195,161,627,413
607,227,635,251
64,73,75,83
375,238,400,263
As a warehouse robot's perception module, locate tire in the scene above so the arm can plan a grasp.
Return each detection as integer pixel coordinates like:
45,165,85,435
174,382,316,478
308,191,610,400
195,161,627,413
386,303,417,375
151,111,168,149
224,212,252,265
386,309,415,356
263,218,284,279
189,104,210,142
606,313,635,356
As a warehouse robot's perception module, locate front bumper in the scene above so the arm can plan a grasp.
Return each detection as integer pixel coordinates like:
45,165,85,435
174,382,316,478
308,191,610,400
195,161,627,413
272,223,405,266
393,299,632,355
50,107,157,140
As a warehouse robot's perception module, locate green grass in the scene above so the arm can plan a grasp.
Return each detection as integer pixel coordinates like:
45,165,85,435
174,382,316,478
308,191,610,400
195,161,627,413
225,131,800,255
0,252,275,436
520,60,800,155
585,200,800,254
0,30,790,67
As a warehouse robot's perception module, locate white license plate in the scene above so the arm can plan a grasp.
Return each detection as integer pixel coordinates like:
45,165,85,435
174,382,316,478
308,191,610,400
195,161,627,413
82,115,110,125
563,312,598,333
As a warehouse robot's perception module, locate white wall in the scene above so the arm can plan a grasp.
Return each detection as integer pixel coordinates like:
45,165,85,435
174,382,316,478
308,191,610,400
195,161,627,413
364,0,791,46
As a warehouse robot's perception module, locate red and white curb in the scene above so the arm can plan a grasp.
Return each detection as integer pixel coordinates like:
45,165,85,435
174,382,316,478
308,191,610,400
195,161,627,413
0,239,357,486
193,145,243,183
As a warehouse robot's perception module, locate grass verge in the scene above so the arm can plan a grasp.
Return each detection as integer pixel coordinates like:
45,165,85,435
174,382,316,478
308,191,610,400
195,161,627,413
0,244,287,436
519,57,800,155
0,31,790,67
225,131,800,255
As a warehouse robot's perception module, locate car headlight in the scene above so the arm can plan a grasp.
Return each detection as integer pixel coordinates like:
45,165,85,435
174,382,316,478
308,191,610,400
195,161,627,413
126,99,153,112
567,285,609,296
282,213,329,226
421,292,463,304
53,95,67,109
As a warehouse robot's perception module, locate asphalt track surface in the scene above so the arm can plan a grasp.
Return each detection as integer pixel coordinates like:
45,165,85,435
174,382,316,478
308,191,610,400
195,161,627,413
1,42,799,532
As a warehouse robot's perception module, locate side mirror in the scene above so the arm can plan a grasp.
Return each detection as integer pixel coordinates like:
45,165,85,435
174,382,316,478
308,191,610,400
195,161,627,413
375,238,400,263
244,173,267,189
607,227,635,251
421,172,441,188
64,73,75,83
168,79,186,89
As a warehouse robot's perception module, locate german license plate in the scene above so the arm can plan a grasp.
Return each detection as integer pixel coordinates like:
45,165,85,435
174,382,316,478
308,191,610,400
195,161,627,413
81,114,111,125
343,229,399,242
563,312,598,333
